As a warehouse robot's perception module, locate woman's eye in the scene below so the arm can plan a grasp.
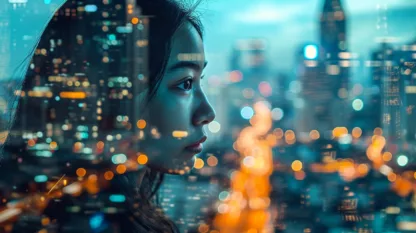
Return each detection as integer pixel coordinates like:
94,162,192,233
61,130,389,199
177,79,193,91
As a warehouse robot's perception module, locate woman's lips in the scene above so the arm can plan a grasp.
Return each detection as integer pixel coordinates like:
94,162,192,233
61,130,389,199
184,136,207,154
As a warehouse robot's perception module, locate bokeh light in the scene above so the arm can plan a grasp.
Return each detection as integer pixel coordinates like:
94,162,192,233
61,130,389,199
241,106,254,120
397,155,408,167
352,99,364,111
304,44,318,59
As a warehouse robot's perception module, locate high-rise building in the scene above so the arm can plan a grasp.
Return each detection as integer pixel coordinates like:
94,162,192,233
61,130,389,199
295,43,332,135
369,43,394,130
319,0,350,129
296,0,351,136
401,39,416,142
375,44,407,144
320,0,347,59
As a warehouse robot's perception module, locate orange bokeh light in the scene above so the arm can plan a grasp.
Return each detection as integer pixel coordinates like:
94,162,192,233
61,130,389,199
131,17,139,24
136,119,146,129
76,168,87,177
137,154,148,165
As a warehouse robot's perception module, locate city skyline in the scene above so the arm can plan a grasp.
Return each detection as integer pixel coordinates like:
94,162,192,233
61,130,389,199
3,0,416,82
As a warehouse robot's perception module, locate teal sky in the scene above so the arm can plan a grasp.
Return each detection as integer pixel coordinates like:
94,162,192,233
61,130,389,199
199,0,416,77
2,0,416,81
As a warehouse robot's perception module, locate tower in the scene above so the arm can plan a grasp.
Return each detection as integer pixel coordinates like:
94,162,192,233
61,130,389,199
320,0,347,59
320,0,350,132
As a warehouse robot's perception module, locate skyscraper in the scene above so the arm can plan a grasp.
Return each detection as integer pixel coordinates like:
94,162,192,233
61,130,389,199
320,0,347,59
403,40,416,142
320,0,350,128
296,0,351,136
369,42,394,130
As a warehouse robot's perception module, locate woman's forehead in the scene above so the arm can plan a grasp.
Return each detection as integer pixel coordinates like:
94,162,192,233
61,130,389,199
168,22,205,66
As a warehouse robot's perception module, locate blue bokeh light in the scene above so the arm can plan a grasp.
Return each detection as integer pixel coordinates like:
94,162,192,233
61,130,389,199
241,106,254,119
304,44,318,59
90,213,104,230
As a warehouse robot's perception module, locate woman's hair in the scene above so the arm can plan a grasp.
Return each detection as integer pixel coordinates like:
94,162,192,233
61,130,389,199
117,1,204,232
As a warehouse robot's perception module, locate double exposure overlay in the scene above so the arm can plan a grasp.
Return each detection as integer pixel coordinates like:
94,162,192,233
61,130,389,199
1,0,416,232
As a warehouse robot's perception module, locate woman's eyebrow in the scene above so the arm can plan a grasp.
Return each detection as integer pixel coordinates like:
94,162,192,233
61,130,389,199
167,61,208,72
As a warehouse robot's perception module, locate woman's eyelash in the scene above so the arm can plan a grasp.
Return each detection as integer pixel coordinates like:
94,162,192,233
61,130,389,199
175,75,205,91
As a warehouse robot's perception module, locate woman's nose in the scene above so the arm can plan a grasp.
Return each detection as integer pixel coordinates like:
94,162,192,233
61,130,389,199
193,93,216,126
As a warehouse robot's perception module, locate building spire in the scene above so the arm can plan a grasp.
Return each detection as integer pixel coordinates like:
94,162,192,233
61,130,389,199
322,0,344,12
320,0,347,57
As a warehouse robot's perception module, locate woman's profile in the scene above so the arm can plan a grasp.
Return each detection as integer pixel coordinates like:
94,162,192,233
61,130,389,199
3,0,215,232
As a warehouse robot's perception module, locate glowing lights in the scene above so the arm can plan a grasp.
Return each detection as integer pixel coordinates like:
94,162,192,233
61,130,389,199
194,158,205,169
218,191,229,201
217,203,229,214
207,155,219,167
104,171,114,181
339,134,352,145
108,34,116,41
96,141,104,150
352,127,362,138
357,164,369,176
172,130,188,138
291,160,303,171
111,154,127,164
73,142,84,151
258,81,272,97
397,155,409,167
85,4,98,12
131,17,139,24
271,108,284,121
388,173,397,182
208,121,221,133
116,165,127,174
285,130,296,144
241,106,254,120
229,70,243,83
243,156,255,167
76,168,87,177
34,175,48,183
28,139,36,147
380,165,393,176
198,224,210,233
352,99,364,111
374,127,383,136
333,127,348,138
304,44,318,59
59,91,86,99
309,130,320,140
109,194,126,203
49,141,57,150
382,152,392,162
89,213,104,230
294,171,306,180
137,154,148,165
136,119,146,129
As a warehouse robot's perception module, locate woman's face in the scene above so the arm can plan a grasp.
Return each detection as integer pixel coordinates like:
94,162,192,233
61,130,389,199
137,22,215,174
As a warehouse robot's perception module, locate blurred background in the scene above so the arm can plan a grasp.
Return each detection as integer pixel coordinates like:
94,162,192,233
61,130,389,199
1,0,416,232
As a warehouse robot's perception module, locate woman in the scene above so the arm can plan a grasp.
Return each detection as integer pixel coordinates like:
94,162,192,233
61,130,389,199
9,0,215,232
